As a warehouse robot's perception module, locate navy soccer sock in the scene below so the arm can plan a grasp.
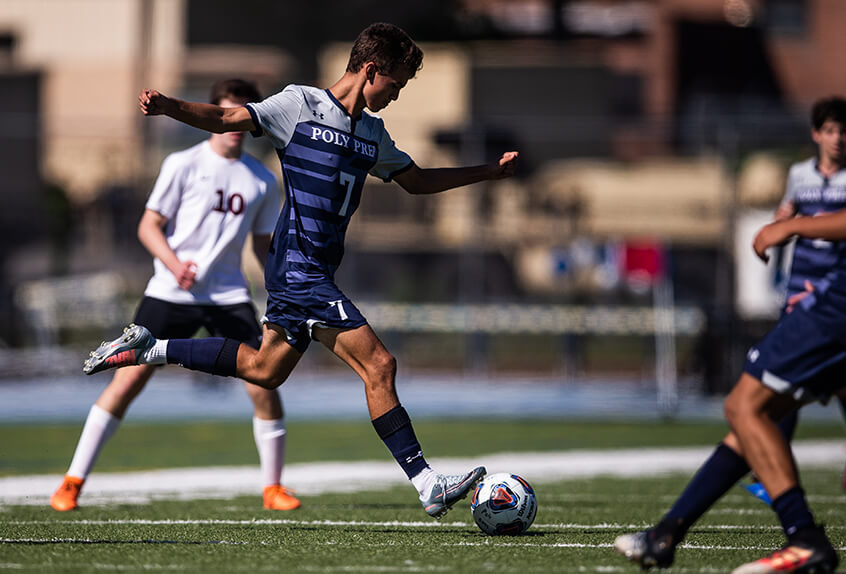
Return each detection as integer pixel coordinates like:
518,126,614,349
664,443,750,536
773,486,816,537
166,338,240,377
372,405,429,479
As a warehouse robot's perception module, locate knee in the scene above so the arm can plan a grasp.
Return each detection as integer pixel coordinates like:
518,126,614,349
108,368,150,401
724,393,756,429
366,351,397,389
376,351,397,382
246,384,282,418
723,397,740,427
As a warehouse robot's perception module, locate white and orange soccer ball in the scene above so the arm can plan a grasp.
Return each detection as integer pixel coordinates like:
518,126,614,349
470,472,537,535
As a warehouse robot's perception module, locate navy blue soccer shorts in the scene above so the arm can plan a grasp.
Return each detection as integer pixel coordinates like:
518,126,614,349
263,281,368,353
743,288,846,404
133,296,262,349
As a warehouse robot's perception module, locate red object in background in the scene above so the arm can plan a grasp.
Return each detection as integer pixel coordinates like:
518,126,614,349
622,241,665,286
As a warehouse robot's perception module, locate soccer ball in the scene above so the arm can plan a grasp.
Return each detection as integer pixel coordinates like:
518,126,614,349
470,472,537,535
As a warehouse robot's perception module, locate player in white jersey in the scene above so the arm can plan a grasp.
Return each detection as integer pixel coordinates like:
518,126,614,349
87,23,518,520
51,79,300,512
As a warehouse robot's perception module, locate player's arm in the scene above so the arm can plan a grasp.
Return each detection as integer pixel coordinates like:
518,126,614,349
753,208,846,262
251,234,272,267
138,89,254,134
137,209,197,289
394,151,518,195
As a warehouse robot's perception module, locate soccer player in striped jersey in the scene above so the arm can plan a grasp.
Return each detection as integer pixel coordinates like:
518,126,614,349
85,23,518,519
54,79,299,513
744,97,846,504
615,203,846,571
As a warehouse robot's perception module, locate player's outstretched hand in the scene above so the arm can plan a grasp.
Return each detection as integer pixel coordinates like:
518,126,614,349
492,151,519,179
752,220,793,263
139,89,171,116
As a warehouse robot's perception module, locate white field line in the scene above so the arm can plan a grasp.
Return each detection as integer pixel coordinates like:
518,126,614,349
1,439,842,507
2,535,846,553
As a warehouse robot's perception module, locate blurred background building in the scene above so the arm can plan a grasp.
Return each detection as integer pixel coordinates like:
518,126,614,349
2,0,845,405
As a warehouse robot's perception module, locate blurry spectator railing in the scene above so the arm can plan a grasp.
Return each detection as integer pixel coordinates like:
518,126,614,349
358,302,704,335
14,272,129,347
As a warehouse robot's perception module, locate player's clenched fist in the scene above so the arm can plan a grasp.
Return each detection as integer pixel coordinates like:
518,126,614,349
139,89,170,116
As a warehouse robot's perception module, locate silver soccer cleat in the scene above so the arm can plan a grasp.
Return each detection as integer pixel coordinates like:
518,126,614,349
421,466,486,519
83,324,155,375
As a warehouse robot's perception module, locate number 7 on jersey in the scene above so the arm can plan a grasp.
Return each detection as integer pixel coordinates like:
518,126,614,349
338,171,356,216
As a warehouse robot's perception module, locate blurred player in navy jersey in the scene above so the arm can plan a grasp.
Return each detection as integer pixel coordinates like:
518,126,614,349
53,79,299,513
743,97,846,505
614,205,846,571
84,23,518,519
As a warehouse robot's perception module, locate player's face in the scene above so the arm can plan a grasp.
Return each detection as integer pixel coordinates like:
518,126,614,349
363,66,411,112
812,119,846,165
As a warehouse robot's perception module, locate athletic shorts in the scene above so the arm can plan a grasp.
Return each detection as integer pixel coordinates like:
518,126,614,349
263,281,367,353
133,296,261,349
743,287,846,404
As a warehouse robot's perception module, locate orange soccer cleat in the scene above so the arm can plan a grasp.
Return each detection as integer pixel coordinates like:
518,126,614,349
263,485,301,511
731,527,838,574
50,475,84,511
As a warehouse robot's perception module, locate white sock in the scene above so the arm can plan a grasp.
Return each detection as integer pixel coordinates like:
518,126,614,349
67,404,121,479
140,339,168,365
253,416,286,487
411,466,437,499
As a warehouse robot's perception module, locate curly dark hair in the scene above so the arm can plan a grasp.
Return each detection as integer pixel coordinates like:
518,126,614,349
209,79,261,105
811,96,846,130
346,23,423,78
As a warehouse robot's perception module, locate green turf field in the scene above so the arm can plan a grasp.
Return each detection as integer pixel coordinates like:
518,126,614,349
3,419,844,476
1,420,844,573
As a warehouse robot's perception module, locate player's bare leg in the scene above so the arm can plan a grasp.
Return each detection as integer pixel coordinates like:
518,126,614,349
314,324,485,519
724,374,837,574
51,365,155,511
83,324,302,388
235,323,303,389
723,374,800,499
313,324,398,419
95,365,157,417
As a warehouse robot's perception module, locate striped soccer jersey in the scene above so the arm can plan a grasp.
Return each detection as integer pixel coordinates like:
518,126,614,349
781,158,846,296
246,85,413,291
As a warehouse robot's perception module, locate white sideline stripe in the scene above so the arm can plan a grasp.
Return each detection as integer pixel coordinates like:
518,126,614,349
1,440,842,507
3,537,846,553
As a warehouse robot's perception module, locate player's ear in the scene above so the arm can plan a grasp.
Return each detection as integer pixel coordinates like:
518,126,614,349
364,62,377,84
